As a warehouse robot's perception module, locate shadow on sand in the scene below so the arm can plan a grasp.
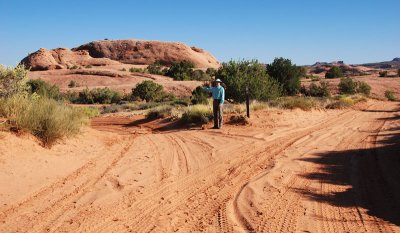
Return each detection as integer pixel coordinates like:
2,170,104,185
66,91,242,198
296,104,400,226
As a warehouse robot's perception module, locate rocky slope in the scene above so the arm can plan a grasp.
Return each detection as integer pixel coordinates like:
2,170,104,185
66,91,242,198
21,40,220,71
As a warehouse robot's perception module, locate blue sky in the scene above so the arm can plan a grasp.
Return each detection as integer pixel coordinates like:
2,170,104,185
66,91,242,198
1,0,399,66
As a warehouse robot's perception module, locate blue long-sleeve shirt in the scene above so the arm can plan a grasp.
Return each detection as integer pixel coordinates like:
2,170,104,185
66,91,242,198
203,86,225,104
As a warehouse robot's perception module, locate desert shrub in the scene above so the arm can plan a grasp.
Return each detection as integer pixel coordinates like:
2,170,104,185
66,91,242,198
325,66,343,79
68,80,77,88
206,68,217,77
356,81,371,96
266,57,304,95
216,60,282,102
27,79,61,100
338,78,371,96
85,65,93,69
146,105,175,119
191,70,211,81
0,65,29,98
121,68,127,72
272,97,317,111
338,77,357,94
385,90,396,101
250,101,268,111
165,61,195,81
69,65,79,70
180,105,213,124
0,95,87,146
129,67,146,73
73,87,121,104
305,81,330,97
379,71,388,77
326,95,367,109
147,61,165,75
101,104,121,114
78,106,100,118
191,86,209,104
132,80,164,102
224,103,245,114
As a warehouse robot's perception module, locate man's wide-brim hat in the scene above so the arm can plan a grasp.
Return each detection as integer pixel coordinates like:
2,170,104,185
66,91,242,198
215,79,222,83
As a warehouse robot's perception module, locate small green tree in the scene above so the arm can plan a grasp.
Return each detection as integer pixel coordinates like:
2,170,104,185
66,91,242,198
266,57,303,95
165,61,195,80
132,80,164,102
191,86,209,104
325,66,343,79
215,60,282,102
338,77,357,94
0,65,29,98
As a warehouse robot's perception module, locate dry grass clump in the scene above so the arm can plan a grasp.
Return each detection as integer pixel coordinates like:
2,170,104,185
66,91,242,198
146,105,181,119
180,105,213,124
325,95,367,109
0,96,88,146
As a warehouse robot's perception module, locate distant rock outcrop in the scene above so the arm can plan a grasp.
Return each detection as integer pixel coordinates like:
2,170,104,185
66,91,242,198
72,40,219,68
20,48,119,71
21,40,220,71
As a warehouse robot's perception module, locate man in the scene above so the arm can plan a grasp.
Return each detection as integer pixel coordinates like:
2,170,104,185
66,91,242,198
203,79,225,129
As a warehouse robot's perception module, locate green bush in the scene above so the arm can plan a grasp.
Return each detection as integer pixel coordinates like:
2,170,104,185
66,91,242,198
266,57,303,95
0,96,88,146
357,81,371,96
132,80,164,102
306,81,330,97
191,70,211,81
216,60,282,102
165,61,195,80
121,68,127,72
85,65,93,69
338,78,371,96
68,80,77,88
69,65,79,70
180,105,213,124
0,65,29,98
325,66,343,79
27,79,61,100
385,90,396,101
191,86,209,105
379,71,388,77
147,61,165,75
339,77,358,94
72,87,121,104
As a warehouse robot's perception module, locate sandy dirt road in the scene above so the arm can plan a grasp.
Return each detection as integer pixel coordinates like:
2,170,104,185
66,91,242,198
0,101,399,232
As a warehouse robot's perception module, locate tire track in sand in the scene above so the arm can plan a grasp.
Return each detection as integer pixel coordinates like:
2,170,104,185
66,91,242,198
0,135,136,233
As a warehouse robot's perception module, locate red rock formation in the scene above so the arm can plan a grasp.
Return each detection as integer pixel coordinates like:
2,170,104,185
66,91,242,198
21,40,220,71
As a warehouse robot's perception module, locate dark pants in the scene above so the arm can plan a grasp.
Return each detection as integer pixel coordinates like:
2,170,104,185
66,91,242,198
213,99,223,129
